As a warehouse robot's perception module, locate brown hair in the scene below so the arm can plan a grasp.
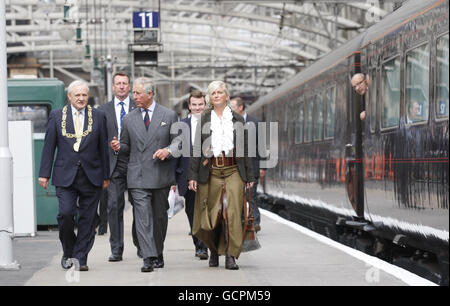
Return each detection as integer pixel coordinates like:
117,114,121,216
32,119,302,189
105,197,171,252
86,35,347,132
113,71,130,84
188,90,205,104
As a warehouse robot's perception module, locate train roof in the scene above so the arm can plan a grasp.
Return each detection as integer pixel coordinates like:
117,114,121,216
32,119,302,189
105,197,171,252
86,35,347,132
361,0,446,47
247,0,446,114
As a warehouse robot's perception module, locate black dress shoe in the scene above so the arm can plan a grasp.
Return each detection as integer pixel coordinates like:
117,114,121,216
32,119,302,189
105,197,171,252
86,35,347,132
151,255,164,268
141,257,154,272
61,256,73,270
78,265,89,271
225,255,239,270
108,254,123,262
196,249,208,260
209,250,219,267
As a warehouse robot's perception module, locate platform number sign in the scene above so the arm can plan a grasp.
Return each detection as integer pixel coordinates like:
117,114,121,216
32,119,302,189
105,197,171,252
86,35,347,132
133,11,159,28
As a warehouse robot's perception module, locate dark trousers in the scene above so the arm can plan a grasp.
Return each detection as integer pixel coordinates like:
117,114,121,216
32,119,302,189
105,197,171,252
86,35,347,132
184,189,207,251
107,170,127,255
55,167,102,266
247,182,260,226
98,189,108,233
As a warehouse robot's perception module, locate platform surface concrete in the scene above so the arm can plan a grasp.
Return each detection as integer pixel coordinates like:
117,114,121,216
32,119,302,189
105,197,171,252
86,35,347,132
0,203,422,286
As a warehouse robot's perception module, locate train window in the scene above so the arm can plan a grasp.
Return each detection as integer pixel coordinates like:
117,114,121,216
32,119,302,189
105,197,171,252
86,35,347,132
295,100,304,144
381,57,401,129
325,86,335,139
406,43,430,124
8,105,49,134
304,98,313,143
313,94,324,141
436,34,449,119
369,69,377,132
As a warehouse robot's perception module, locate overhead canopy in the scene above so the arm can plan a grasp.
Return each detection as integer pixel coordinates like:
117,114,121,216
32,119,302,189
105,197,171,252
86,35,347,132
5,0,401,105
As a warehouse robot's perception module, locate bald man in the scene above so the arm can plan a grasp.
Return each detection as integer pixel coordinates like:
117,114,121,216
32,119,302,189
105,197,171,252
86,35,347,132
351,73,369,120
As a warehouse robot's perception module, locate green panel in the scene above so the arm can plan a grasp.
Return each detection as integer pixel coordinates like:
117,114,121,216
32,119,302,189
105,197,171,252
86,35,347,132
8,78,66,226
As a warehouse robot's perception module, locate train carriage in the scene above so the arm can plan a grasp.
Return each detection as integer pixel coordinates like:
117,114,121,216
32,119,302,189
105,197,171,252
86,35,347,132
248,0,449,285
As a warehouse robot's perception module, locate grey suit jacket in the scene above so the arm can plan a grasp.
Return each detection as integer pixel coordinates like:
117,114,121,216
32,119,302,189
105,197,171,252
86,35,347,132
119,103,180,189
99,98,137,176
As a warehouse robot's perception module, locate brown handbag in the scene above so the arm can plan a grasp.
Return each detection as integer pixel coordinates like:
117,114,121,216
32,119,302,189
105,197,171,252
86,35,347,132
241,187,261,252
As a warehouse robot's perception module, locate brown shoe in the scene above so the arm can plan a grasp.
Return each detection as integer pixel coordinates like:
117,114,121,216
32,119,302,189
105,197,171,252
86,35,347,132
209,250,219,267
225,255,239,270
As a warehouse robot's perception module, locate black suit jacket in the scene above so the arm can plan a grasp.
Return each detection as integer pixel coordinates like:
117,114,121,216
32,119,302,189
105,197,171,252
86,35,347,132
245,113,263,179
39,106,110,187
99,98,137,176
175,117,192,196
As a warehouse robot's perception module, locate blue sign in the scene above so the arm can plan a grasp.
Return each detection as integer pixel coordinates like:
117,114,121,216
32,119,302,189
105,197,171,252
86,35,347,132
133,11,159,28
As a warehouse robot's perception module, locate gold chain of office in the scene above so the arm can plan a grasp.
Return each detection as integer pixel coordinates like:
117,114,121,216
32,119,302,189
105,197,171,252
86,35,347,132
61,105,93,138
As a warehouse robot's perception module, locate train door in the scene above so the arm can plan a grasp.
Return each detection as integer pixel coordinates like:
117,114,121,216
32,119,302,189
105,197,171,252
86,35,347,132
345,52,365,218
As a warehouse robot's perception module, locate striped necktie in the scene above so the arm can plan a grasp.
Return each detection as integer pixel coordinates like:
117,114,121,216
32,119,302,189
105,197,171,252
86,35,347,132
144,109,150,130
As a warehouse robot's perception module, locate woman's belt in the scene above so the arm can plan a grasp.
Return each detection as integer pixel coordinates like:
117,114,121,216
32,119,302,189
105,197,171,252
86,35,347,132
211,155,236,168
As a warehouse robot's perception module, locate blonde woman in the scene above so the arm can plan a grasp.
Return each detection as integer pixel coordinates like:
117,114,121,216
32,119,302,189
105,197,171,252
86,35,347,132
188,81,255,270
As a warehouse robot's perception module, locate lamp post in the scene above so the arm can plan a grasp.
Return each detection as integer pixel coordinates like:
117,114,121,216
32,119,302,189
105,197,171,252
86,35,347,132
0,0,20,271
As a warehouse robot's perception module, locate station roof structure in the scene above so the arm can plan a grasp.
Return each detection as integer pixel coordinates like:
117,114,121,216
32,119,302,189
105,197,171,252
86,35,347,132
5,0,402,106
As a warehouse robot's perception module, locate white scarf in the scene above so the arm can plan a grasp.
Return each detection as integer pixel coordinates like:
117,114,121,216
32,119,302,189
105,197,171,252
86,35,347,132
210,106,234,157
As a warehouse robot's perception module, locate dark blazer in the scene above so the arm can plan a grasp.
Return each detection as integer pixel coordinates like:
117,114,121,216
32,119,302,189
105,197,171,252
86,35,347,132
175,117,192,196
39,106,110,187
187,110,255,184
99,98,137,176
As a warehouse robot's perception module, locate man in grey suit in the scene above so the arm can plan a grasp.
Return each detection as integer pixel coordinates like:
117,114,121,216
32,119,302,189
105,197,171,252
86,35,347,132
111,77,180,272
99,72,137,262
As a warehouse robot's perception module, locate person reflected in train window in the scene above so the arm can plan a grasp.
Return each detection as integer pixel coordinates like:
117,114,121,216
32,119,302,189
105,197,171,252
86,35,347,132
188,81,255,270
229,96,265,233
351,73,370,120
406,100,421,124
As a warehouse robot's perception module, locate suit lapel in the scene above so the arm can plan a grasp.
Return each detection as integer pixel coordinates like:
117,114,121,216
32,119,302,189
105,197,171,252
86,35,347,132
130,109,147,152
79,107,91,150
108,102,118,133
65,107,77,148
145,103,163,150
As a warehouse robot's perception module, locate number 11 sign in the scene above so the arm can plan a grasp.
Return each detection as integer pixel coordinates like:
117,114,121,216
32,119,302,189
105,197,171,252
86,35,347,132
133,11,159,28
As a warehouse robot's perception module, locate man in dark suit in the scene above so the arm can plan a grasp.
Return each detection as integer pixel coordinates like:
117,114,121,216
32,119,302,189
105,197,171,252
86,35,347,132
230,97,265,232
175,90,209,260
38,80,110,272
99,72,138,262
111,77,181,272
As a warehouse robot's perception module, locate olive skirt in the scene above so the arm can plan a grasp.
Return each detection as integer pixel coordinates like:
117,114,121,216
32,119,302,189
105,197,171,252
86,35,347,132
192,165,245,258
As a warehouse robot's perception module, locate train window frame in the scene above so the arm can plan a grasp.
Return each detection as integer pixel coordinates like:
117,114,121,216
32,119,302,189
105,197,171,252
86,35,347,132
304,96,314,143
313,93,324,142
295,97,304,145
435,32,449,121
405,41,431,126
380,55,401,131
7,103,51,135
368,68,378,134
324,84,336,140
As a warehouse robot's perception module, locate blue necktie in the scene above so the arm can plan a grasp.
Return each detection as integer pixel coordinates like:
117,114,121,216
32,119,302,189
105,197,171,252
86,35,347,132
144,109,150,131
119,102,126,129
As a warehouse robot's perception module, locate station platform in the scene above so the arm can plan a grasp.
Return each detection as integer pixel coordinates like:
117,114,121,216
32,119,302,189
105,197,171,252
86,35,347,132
1,203,435,286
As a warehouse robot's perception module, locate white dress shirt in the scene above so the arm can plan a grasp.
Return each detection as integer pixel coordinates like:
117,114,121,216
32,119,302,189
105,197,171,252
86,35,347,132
114,96,130,139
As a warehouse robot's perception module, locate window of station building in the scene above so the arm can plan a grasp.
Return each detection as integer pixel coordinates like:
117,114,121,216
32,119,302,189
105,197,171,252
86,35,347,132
369,69,377,132
7,104,49,134
304,98,313,143
436,33,449,119
295,99,304,144
325,86,335,139
406,43,430,124
381,57,401,129
313,94,324,141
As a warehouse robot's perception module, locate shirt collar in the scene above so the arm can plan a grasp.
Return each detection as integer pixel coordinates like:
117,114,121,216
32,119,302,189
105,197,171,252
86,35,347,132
71,104,86,116
141,101,156,113
115,96,130,107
